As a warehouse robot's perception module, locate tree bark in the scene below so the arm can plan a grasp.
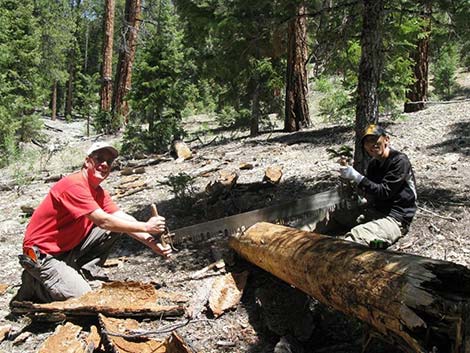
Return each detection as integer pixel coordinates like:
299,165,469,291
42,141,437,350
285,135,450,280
65,57,74,118
112,0,141,121
250,82,260,136
404,2,431,113
284,2,310,132
51,81,57,120
229,222,470,353
353,0,385,173
100,0,115,112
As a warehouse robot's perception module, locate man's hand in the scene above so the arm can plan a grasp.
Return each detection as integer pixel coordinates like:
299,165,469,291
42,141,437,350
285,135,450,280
144,216,166,234
146,237,172,258
340,166,364,184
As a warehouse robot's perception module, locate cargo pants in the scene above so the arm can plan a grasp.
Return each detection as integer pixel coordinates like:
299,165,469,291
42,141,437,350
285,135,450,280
343,209,406,248
12,227,120,303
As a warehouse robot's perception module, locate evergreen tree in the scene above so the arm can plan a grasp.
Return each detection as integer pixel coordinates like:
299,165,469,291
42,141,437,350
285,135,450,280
124,0,190,155
175,0,287,132
35,0,75,119
0,0,43,166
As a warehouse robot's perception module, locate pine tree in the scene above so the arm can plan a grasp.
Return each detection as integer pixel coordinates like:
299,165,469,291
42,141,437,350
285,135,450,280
0,0,43,165
124,0,190,154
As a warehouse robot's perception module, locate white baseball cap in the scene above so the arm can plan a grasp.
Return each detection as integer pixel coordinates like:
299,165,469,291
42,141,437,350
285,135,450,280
86,142,119,158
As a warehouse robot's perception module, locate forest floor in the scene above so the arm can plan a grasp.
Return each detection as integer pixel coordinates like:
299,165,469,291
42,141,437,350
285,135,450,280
0,72,469,353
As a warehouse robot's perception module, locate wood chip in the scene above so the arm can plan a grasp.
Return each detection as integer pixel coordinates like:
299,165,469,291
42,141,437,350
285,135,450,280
0,325,11,342
85,325,101,351
12,332,32,345
0,284,9,295
38,322,86,353
99,314,166,353
208,271,249,317
104,257,127,267
186,277,215,319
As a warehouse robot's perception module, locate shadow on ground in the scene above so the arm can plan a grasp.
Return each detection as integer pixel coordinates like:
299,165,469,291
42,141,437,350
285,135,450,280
427,121,470,156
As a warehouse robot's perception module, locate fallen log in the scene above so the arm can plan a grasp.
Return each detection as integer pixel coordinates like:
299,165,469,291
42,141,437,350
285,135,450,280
11,281,186,319
228,222,470,353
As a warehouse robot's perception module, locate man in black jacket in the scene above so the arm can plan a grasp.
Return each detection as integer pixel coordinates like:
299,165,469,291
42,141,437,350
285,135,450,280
340,124,417,248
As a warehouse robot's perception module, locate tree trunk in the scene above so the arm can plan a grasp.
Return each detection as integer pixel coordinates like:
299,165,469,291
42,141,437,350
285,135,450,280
229,222,470,353
284,2,310,132
65,57,74,118
100,0,115,112
51,81,57,120
404,2,431,113
112,0,141,121
250,82,260,136
353,0,385,173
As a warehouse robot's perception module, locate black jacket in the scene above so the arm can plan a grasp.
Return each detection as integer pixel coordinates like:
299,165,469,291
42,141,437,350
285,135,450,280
358,149,417,227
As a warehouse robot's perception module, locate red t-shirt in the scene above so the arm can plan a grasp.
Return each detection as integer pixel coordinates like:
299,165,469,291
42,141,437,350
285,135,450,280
23,171,119,255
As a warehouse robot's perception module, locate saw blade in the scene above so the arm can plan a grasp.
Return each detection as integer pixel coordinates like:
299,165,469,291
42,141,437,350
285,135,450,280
171,188,343,245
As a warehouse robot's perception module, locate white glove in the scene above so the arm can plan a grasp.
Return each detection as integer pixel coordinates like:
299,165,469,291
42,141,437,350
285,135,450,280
340,166,364,184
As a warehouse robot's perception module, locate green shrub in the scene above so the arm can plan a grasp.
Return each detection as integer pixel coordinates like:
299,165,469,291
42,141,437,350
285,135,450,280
432,44,459,99
216,106,251,129
93,111,123,135
314,77,355,125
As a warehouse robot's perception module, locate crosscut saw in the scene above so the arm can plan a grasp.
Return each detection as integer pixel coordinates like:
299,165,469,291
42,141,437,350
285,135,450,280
167,188,349,246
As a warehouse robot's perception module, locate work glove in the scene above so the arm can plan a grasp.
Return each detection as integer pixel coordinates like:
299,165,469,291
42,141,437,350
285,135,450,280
339,166,364,184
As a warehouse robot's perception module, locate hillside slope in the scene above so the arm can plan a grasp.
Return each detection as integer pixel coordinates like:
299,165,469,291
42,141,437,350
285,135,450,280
0,81,469,352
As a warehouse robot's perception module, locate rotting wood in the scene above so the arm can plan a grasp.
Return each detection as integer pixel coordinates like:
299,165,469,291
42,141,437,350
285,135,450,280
120,166,145,176
85,325,101,352
208,271,249,318
263,165,283,185
99,314,166,353
229,222,470,353
99,314,197,353
10,281,185,319
186,277,215,319
114,177,147,198
38,322,89,353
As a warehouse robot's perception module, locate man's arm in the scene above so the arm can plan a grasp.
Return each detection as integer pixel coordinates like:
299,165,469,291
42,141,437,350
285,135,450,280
86,209,172,257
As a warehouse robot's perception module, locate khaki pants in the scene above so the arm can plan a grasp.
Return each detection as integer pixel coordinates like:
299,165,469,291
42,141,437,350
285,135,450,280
13,227,120,303
344,213,404,248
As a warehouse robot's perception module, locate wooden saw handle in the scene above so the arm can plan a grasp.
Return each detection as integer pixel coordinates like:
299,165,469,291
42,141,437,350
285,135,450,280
150,203,159,217
150,204,168,247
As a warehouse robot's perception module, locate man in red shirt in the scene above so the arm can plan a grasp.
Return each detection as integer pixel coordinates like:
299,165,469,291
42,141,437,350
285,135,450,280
13,142,172,303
